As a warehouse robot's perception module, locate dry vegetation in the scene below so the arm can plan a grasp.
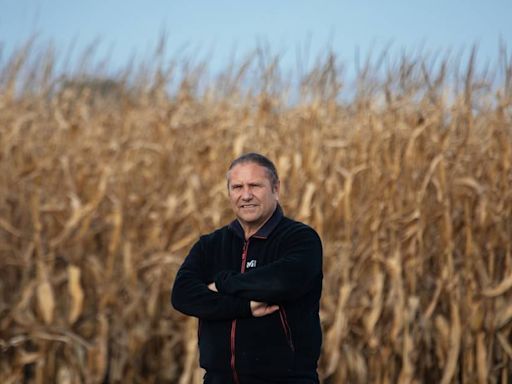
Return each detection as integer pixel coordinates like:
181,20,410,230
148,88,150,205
1,41,512,383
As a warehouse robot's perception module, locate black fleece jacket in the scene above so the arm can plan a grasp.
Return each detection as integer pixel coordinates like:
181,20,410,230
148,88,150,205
171,206,323,383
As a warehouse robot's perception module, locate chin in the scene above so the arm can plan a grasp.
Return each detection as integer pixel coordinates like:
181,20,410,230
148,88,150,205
240,215,258,222
239,213,260,222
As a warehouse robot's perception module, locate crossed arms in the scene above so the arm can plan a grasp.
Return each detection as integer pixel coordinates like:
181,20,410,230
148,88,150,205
171,228,322,321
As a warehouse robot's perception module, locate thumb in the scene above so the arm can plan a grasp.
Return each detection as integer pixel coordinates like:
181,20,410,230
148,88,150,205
267,304,280,314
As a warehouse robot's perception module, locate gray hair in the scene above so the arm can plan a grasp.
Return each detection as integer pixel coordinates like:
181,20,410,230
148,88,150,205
227,153,279,191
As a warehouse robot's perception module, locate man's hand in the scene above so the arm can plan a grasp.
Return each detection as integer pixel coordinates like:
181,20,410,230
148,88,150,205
208,282,218,292
250,301,279,317
209,282,278,317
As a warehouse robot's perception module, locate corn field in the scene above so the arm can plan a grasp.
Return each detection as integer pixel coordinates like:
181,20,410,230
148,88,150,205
1,41,512,383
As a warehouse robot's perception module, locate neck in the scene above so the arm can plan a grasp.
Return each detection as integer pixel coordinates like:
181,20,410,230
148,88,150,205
239,209,275,240
242,224,262,240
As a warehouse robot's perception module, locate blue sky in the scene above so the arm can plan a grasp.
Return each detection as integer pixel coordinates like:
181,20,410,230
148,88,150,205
1,0,511,77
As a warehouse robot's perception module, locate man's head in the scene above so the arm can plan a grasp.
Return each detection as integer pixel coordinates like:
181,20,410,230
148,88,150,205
226,153,280,232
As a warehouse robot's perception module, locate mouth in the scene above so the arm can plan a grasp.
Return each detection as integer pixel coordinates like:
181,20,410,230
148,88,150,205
240,204,258,208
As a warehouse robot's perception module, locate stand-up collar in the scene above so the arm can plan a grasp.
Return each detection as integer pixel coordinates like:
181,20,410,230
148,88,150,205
229,204,284,240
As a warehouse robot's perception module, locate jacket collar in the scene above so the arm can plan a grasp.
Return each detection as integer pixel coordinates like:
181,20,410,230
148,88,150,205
229,204,283,240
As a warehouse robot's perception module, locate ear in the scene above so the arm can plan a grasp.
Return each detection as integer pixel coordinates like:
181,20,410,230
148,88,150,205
273,180,280,199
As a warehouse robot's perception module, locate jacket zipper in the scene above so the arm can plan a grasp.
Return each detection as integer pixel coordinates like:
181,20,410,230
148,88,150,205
279,307,295,352
230,240,249,384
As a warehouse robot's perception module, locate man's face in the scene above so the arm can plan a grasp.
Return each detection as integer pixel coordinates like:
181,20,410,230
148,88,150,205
228,162,279,230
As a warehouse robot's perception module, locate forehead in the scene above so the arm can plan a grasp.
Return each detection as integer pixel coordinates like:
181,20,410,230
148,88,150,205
228,162,269,182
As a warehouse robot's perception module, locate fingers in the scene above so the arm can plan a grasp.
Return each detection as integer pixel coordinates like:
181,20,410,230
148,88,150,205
207,282,218,292
250,301,280,317
266,304,279,314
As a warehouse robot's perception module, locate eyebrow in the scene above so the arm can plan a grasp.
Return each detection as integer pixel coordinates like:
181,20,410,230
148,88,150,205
230,181,264,187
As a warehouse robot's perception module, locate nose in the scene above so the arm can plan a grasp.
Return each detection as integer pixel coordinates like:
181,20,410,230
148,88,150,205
241,186,253,200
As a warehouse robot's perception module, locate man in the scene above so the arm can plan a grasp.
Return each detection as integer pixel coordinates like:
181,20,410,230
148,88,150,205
171,153,323,384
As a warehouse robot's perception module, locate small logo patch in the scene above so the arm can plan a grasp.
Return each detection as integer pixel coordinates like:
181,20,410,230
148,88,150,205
246,260,257,268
